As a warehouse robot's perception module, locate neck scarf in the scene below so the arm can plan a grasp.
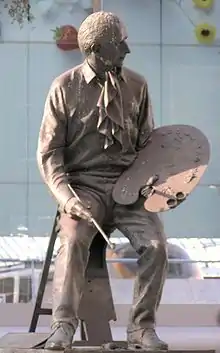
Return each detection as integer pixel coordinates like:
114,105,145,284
96,71,124,149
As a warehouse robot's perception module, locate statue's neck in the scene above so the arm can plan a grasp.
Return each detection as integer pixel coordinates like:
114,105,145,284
86,54,122,80
86,57,107,80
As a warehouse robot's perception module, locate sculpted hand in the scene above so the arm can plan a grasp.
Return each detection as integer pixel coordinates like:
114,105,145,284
65,197,93,221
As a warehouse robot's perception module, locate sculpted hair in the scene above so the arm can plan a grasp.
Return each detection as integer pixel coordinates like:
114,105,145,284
77,11,121,55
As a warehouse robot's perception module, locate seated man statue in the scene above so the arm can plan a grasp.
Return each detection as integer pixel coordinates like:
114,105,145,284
37,11,168,351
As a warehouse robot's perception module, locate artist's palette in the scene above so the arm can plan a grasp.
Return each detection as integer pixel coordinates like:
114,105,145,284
113,125,210,212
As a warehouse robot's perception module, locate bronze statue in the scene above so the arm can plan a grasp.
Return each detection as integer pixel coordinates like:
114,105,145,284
37,11,168,351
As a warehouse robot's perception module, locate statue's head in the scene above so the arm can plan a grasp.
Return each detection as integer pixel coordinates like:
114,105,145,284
78,11,130,71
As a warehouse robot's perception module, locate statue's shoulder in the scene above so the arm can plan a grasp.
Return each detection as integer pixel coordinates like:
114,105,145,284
122,66,147,87
51,64,84,90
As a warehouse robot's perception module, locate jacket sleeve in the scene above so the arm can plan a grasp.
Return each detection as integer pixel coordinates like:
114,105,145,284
136,82,155,150
36,81,74,210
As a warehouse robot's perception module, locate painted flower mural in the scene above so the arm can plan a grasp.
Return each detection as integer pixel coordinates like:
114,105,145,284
52,25,79,51
175,1,217,45
195,23,216,44
0,0,34,27
192,0,213,10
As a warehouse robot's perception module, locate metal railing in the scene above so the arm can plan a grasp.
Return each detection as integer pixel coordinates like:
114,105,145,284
0,257,220,304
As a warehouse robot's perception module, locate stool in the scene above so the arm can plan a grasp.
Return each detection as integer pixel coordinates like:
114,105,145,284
29,211,116,346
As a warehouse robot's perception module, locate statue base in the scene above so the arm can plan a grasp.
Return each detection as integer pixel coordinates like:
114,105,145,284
0,333,215,353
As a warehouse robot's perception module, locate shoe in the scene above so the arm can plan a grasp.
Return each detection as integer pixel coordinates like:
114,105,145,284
44,322,74,350
128,328,168,351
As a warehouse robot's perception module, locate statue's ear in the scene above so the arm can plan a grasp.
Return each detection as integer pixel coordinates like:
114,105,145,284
91,43,101,54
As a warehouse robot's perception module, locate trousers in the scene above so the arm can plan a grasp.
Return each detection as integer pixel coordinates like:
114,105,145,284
52,187,168,332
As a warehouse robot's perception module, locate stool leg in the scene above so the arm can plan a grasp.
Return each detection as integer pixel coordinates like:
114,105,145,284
29,212,58,332
77,233,116,345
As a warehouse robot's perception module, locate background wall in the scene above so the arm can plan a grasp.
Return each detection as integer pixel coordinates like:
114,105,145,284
0,0,219,240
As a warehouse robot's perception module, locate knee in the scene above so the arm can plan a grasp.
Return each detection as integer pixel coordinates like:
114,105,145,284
57,215,93,254
56,225,91,267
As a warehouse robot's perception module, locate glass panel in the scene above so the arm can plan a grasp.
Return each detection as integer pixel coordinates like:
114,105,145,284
0,184,27,236
19,276,32,303
0,44,28,182
163,186,220,238
0,277,14,303
27,184,56,237
103,0,160,44
161,46,220,185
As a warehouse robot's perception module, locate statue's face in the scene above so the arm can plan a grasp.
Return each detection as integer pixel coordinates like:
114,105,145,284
93,22,130,70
